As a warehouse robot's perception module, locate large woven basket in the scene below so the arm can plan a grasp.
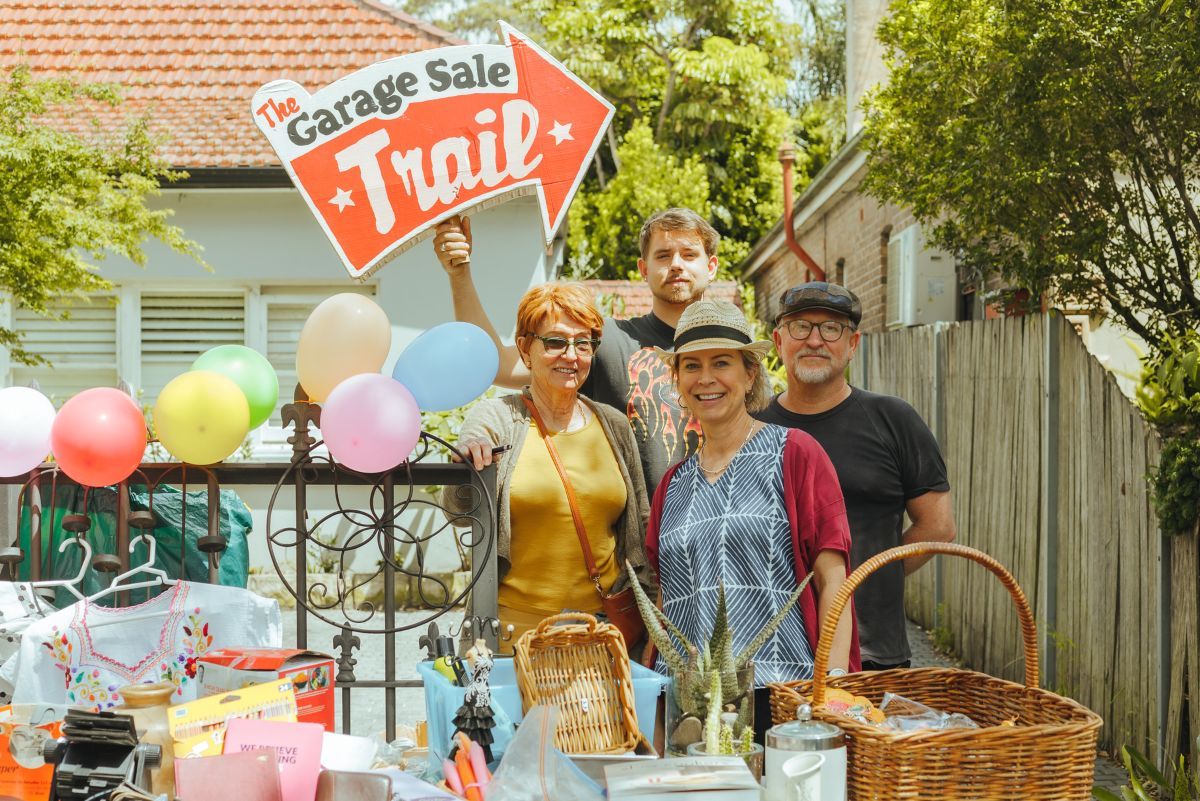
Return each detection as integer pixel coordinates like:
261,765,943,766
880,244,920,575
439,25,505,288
769,542,1102,800
514,612,641,754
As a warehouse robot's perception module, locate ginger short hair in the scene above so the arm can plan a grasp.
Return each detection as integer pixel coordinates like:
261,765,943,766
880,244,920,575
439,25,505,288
516,282,603,339
638,208,720,259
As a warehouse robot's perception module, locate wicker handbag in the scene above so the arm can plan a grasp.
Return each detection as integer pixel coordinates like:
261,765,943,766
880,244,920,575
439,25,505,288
769,542,1102,801
514,612,642,754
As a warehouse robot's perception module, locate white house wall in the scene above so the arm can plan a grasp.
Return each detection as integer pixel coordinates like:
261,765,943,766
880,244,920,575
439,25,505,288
4,187,549,575
102,188,551,350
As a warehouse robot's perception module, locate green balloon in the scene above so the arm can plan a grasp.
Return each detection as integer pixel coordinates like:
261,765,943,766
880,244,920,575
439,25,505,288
192,345,279,430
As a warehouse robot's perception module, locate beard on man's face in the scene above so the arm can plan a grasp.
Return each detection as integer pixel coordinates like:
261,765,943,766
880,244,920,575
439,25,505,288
791,348,838,384
651,272,702,305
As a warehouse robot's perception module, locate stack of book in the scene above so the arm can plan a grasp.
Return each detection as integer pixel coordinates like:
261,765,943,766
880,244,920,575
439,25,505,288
606,756,762,800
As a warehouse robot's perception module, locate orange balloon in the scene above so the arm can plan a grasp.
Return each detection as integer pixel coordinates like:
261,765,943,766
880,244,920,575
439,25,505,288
295,294,392,401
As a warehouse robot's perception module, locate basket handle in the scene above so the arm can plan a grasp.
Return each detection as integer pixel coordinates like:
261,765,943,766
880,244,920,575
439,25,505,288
811,542,1039,704
533,612,600,635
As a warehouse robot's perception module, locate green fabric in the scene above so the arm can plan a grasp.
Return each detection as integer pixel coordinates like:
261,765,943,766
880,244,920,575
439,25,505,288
17,483,251,606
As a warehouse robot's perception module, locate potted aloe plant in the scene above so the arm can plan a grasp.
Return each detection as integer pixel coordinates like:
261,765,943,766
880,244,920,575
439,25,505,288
624,562,812,770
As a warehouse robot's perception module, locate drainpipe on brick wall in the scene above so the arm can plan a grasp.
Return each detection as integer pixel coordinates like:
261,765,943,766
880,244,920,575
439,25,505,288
778,142,826,282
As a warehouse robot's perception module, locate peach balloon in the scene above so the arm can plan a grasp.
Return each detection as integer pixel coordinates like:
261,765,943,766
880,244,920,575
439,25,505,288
295,294,392,402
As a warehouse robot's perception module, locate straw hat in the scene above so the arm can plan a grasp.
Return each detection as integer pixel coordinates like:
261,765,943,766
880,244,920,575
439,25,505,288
655,300,773,365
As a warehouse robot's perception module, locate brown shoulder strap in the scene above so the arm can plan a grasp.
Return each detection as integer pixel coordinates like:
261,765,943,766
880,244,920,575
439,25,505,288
521,396,602,583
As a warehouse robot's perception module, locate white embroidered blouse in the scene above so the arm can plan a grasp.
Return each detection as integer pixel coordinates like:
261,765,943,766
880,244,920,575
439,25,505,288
3,582,281,709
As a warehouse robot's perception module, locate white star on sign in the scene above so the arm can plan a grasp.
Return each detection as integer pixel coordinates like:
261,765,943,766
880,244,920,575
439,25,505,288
547,121,574,145
329,188,354,212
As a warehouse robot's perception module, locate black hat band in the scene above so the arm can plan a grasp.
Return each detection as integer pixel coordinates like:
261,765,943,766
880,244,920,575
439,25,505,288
673,324,752,349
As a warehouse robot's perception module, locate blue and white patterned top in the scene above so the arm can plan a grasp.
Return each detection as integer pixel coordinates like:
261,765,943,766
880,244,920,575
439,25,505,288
656,423,814,687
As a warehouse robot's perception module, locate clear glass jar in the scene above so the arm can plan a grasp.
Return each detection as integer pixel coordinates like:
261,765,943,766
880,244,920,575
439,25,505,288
664,663,755,757
117,682,176,798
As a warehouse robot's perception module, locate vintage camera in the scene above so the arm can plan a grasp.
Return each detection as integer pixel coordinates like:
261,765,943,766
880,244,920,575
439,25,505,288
42,710,161,800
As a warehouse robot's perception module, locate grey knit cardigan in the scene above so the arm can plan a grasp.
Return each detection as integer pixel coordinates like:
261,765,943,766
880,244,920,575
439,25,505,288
442,389,656,599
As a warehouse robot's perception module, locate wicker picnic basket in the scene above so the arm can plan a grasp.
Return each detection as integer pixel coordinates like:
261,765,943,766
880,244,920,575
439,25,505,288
513,612,642,754
769,542,1102,800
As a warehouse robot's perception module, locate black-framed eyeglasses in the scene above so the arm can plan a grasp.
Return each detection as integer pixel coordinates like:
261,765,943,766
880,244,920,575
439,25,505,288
526,333,600,356
780,319,856,342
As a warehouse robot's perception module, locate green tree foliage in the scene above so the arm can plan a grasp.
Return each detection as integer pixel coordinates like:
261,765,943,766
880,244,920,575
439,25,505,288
861,0,1200,349
786,0,846,182
1136,330,1200,537
0,66,200,365
787,0,844,112
566,121,710,278
526,0,796,278
392,0,845,278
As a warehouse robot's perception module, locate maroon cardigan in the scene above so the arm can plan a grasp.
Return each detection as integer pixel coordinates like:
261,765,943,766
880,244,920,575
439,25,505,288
645,427,862,674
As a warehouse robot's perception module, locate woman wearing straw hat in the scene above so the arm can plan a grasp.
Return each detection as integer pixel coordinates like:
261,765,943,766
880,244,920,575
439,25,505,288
645,299,860,741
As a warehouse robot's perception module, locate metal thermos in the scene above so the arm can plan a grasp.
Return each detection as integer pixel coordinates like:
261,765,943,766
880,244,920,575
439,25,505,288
764,704,847,801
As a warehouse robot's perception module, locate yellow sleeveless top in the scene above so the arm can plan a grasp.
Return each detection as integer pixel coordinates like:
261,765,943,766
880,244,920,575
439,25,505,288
499,414,627,615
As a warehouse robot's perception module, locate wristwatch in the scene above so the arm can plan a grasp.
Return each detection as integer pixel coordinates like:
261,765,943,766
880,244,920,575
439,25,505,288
827,668,848,678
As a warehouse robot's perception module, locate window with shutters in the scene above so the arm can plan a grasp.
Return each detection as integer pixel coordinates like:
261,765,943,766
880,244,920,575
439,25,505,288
138,292,247,404
10,298,119,405
260,285,376,434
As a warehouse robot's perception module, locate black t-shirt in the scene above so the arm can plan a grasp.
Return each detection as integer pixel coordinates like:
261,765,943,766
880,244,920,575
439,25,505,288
755,388,950,664
581,314,701,495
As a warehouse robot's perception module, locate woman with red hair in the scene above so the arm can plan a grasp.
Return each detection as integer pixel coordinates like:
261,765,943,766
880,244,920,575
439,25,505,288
448,282,654,643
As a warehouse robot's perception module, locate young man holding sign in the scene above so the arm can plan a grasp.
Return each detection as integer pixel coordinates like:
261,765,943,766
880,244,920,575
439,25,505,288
434,208,718,493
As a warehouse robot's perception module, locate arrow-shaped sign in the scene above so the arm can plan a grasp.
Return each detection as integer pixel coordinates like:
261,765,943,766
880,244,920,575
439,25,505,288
251,24,614,281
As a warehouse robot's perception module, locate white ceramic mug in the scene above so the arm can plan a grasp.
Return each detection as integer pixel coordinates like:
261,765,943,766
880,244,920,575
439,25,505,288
783,752,824,801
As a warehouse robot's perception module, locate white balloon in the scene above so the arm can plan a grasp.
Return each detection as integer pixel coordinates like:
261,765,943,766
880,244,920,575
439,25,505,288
0,387,56,477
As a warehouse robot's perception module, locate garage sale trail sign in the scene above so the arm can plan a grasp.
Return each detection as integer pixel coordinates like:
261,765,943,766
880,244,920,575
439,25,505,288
251,24,614,280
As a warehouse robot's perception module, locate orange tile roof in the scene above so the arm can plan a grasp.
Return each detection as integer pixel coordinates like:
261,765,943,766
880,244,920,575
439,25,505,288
580,280,742,320
0,0,461,169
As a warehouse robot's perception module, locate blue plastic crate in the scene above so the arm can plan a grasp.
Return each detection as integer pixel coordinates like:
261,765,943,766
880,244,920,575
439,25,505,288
417,657,668,764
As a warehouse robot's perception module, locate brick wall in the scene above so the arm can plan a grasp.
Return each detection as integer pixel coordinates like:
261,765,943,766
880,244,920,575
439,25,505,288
751,169,916,333
580,280,741,320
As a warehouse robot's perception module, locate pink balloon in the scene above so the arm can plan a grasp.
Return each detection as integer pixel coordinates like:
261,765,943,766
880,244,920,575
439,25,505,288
51,387,147,486
321,374,421,473
0,387,56,477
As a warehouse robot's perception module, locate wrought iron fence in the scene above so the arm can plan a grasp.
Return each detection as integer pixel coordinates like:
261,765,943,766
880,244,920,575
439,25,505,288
0,396,498,740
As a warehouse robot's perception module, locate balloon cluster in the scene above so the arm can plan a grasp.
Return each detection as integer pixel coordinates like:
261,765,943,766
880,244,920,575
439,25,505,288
0,292,497,484
153,345,280,466
0,341,278,486
297,294,498,473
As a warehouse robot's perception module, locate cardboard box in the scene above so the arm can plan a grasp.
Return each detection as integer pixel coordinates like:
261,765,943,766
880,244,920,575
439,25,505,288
169,678,298,759
198,648,334,731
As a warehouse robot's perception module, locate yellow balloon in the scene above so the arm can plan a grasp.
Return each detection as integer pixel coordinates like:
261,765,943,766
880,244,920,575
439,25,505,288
153,371,250,465
296,294,392,402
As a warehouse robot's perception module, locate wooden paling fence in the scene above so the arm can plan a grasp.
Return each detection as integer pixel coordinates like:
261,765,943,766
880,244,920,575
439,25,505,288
852,314,1196,768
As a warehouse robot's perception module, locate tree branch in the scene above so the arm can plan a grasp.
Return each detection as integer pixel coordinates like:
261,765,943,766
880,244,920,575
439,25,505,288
1091,250,1160,346
1129,148,1199,311
607,126,622,171
657,68,677,139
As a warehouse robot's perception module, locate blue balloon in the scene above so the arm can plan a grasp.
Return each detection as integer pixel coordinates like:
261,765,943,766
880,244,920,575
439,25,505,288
391,322,500,411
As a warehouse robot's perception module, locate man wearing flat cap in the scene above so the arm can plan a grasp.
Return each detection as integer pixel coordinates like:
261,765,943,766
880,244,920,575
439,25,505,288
755,282,956,672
